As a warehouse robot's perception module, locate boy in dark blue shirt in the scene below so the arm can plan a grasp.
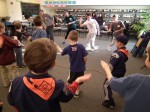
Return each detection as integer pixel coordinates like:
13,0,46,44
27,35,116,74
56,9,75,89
100,46,150,112
7,38,91,112
56,30,88,98
102,35,129,108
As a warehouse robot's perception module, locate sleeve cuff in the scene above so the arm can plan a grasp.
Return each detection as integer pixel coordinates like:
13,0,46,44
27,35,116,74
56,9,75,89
68,82,79,94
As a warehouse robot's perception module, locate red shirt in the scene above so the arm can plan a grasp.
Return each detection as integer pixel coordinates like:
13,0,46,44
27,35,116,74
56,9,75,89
0,35,18,65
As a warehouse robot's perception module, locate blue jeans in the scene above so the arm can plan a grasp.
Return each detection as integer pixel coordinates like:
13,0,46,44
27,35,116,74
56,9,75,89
14,47,24,66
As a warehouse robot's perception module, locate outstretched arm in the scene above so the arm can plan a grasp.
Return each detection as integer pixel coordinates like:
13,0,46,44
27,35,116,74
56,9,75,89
54,42,63,53
59,73,91,102
79,17,86,27
100,60,113,81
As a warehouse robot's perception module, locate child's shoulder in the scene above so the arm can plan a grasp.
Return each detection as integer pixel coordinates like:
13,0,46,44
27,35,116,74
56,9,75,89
76,43,85,47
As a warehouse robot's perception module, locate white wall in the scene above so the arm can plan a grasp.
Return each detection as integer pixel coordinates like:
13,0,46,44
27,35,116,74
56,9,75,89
6,0,40,22
0,0,8,17
41,6,56,16
6,0,22,22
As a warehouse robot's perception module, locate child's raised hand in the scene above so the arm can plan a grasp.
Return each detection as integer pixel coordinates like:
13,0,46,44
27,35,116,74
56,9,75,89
75,73,91,84
100,60,109,70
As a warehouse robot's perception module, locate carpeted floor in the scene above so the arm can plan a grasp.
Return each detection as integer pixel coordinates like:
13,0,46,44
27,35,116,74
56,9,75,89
0,35,149,112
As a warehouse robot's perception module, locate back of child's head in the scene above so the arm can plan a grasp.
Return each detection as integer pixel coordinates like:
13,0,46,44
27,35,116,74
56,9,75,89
68,30,79,42
14,21,22,30
116,35,128,45
24,38,57,73
33,16,42,27
0,22,5,33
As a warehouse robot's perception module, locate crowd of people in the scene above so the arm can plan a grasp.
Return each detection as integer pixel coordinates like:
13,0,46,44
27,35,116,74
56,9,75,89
0,9,150,112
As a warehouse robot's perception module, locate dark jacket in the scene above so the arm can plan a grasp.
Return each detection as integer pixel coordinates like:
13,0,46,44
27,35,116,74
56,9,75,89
8,72,79,112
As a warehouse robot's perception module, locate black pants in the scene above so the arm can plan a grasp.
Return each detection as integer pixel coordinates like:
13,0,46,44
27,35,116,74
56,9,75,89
67,71,84,84
46,25,54,40
65,27,76,39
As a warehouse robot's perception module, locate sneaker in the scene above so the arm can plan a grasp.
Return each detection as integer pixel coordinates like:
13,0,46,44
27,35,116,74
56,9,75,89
74,91,83,98
18,65,26,69
102,100,115,109
62,41,65,44
86,48,94,52
92,46,98,50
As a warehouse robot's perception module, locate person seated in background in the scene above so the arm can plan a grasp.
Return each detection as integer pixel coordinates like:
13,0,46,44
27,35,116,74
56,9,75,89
8,38,91,112
132,29,150,57
100,46,150,112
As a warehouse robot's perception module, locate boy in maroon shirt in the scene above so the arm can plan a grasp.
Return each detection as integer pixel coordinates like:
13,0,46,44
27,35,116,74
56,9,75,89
0,22,23,87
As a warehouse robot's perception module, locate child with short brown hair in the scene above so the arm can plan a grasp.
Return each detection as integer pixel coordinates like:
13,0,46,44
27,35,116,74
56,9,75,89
13,21,25,68
102,35,129,108
57,30,88,98
30,16,47,41
100,46,150,112
8,38,91,112
0,22,21,87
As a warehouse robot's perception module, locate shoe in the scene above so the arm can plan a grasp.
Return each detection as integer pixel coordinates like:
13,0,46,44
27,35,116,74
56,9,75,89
62,41,65,44
102,100,115,109
74,91,83,98
107,47,111,51
18,65,26,69
92,46,98,50
86,48,94,52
